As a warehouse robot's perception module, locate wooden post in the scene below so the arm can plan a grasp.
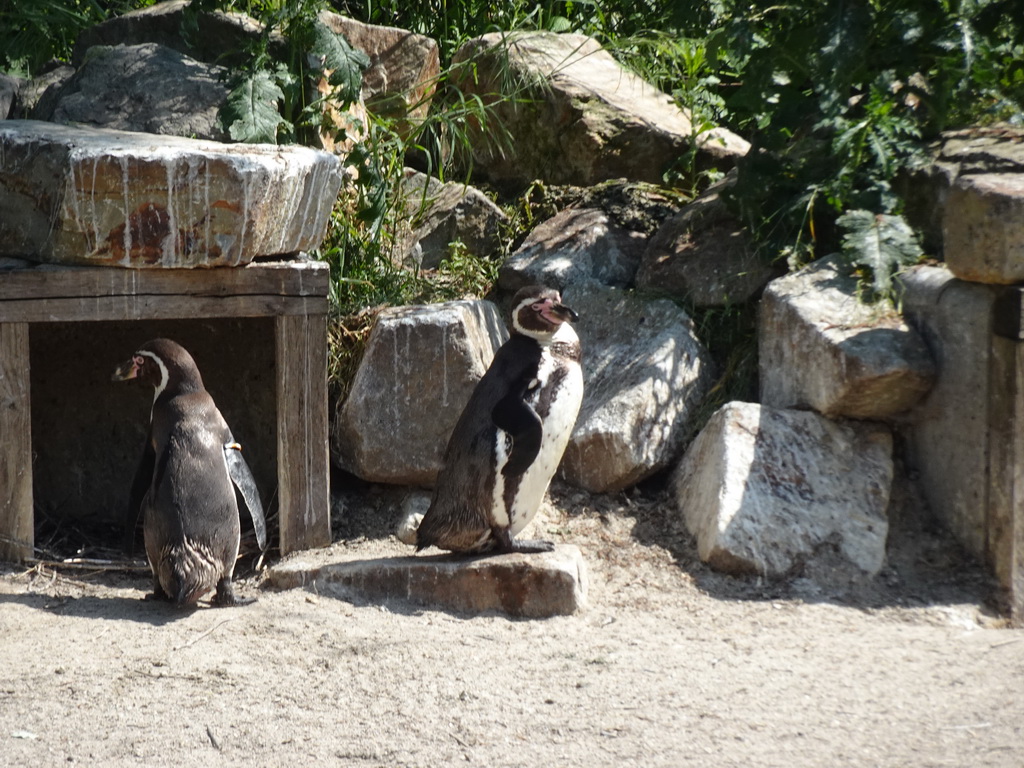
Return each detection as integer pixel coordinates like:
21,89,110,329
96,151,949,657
275,312,331,554
991,286,1024,623
0,323,33,561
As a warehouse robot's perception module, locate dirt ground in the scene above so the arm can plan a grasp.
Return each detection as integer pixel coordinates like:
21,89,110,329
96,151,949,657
1,479,1022,768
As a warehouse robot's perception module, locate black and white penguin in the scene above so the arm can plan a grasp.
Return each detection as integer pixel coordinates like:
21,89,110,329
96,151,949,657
412,285,584,554
112,338,266,607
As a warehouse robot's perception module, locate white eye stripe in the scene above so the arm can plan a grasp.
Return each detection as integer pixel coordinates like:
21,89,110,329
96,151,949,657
137,350,169,401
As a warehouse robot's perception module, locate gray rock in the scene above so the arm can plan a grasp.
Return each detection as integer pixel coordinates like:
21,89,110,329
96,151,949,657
34,43,230,141
319,12,440,125
72,0,274,68
673,401,892,578
451,32,749,190
267,545,588,618
560,284,716,492
897,124,1024,256
0,73,20,120
759,255,935,419
71,1,438,128
397,170,508,269
944,173,1024,285
16,65,75,119
902,264,1024,620
0,120,341,266
498,208,646,293
636,175,778,306
333,299,507,485
900,265,1000,562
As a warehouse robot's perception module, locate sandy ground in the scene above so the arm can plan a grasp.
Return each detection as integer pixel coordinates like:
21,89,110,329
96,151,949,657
1,481,1022,768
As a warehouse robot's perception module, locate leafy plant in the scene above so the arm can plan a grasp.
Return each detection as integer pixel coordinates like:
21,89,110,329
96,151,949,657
0,0,156,77
837,210,923,300
703,0,1022,285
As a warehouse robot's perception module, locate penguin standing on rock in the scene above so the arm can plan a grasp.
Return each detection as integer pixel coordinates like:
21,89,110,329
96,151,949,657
411,285,584,555
113,338,266,607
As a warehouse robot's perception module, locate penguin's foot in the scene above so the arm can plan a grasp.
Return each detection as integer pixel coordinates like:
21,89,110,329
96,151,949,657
212,578,257,607
491,528,555,555
144,580,171,602
508,538,556,554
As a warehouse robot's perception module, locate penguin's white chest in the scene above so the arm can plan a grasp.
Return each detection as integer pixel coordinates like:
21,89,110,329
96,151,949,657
492,338,583,536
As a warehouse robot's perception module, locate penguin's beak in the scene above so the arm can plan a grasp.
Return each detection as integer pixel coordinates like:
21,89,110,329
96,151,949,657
111,358,139,382
549,302,579,324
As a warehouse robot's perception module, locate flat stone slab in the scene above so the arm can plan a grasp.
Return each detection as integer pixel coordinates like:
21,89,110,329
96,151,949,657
759,254,935,418
267,545,588,618
0,119,342,267
945,173,1024,284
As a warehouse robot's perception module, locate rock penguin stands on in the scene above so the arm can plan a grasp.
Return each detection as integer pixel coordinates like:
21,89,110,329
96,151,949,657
409,285,584,554
113,338,266,607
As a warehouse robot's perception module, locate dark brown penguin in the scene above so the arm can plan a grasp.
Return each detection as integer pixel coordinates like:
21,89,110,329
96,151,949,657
411,285,584,554
113,338,266,607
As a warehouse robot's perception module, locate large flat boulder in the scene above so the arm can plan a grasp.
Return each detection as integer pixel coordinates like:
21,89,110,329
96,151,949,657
0,120,341,267
451,32,749,190
759,255,935,419
33,43,230,141
267,545,588,618
673,401,892,579
334,299,506,485
560,284,716,492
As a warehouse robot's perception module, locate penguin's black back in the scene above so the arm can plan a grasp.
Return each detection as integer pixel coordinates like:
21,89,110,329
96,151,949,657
416,335,543,552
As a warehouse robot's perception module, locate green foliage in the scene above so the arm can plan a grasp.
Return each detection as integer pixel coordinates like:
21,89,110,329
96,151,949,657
0,0,153,76
704,0,1023,281
837,210,923,300
307,15,370,101
5,0,1021,397
222,68,288,143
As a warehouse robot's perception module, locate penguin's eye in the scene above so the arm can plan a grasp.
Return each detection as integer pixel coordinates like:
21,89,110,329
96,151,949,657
133,355,146,367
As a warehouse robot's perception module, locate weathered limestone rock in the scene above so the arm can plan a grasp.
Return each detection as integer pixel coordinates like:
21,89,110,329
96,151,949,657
759,255,935,419
673,401,892,578
33,43,230,141
498,208,646,293
0,120,342,267
397,170,508,269
944,173,1024,284
16,64,75,120
897,125,1024,255
636,175,778,306
560,284,716,492
268,545,588,618
319,12,439,124
0,73,19,120
72,0,273,69
334,300,507,485
72,0,438,127
451,32,749,190
900,265,1001,563
902,265,1024,622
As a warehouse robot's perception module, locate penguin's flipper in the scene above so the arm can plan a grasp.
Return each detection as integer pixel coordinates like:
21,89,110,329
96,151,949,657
124,439,155,555
491,393,543,477
223,443,267,551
